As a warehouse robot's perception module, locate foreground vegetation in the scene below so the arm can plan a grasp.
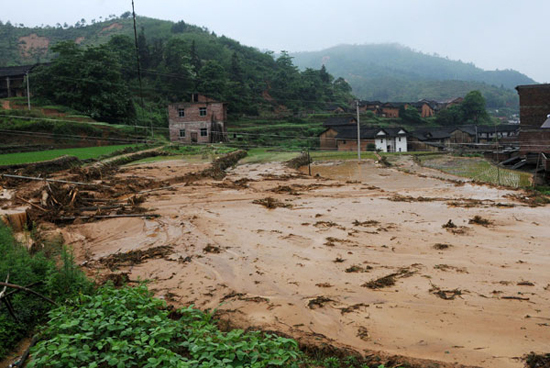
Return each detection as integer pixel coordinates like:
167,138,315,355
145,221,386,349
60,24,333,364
29,285,302,368
0,225,92,360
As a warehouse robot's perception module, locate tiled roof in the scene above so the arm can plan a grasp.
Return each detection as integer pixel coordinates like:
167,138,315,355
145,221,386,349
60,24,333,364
333,126,379,139
323,115,357,127
0,64,37,78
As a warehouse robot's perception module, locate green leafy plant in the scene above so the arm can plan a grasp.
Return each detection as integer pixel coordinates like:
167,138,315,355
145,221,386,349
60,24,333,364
29,284,303,368
0,225,91,360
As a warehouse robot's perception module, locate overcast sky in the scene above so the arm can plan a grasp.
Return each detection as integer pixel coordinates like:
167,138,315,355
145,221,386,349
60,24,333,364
3,0,549,82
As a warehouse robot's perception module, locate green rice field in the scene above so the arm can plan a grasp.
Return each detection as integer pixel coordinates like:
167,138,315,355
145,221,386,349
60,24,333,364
0,145,142,165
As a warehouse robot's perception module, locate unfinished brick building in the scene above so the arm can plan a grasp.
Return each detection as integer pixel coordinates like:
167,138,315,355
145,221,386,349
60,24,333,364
515,84,550,128
168,94,227,144
514,84,550,182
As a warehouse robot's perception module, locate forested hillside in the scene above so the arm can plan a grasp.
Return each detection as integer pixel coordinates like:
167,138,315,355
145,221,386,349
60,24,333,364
0,15,353,123
291,44,535,108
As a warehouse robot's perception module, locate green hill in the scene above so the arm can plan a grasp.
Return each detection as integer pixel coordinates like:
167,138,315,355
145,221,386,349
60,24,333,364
291,43,535,108
0,15,353,122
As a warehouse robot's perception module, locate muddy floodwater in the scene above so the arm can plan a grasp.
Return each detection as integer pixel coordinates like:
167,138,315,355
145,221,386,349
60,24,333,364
56,158,549,368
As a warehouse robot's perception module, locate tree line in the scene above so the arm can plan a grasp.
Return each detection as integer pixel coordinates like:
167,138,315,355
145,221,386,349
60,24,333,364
30,25,354,125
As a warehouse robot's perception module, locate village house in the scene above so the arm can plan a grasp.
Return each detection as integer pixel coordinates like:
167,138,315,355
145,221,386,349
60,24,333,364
408,124,519,152
374,128,408,152
319,115,357,150
357,100,436,118
168,94,227,144
409,129,452,151
324,126,409,152
0,64,36,99
332,127,378,152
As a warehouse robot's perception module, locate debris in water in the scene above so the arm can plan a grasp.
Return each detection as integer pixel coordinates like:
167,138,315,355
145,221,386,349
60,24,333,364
340,303,369,315
308,296,333,309
204,245,222,254
442,219,457,229
469,215,493,226
353,219,380,227
252,197,292,209
430,285,463,300
100,245,174,270
362,266,419,289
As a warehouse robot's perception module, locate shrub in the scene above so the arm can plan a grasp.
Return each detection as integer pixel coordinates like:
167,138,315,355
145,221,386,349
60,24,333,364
0,224,91,360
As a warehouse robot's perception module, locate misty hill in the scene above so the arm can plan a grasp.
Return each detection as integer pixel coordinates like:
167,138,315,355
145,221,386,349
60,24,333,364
291,44,535,108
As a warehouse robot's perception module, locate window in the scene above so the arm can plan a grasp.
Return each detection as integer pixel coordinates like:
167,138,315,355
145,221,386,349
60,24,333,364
178,108,185,117
179,129,186,138
342,140,346,144
199,107,207,116
380,139,383,143
200,128,208,137
398,137,401,142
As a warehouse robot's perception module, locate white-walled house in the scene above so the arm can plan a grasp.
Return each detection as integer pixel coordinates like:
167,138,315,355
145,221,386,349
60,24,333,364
375,128,408,152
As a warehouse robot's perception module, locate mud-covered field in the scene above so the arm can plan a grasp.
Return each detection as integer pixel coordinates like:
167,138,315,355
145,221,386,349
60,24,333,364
6,155,550,368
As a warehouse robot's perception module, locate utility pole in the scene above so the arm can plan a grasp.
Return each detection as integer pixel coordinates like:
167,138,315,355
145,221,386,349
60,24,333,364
131,0,145,135
494,123,500,185
356,100,361,160
26,71,31,111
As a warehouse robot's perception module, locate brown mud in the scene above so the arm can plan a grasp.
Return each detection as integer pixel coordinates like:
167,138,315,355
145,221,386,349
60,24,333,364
3,155,549,368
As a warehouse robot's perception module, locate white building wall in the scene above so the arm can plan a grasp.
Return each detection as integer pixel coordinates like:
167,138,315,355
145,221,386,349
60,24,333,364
396,136,408,152
375,136,387,152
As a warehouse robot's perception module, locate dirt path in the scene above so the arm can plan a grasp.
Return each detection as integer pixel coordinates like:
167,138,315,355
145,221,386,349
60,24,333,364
58,159,549,368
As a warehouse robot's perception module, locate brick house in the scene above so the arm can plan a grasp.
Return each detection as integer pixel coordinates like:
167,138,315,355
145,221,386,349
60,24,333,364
357,101,435,118
513,84,550,179
332,127,378,152
168,94,227,143
319,115,357,150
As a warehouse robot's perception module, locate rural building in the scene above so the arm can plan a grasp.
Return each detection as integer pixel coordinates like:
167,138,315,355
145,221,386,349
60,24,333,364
514,84,550,178
380,103,404,118
357,100,436,118
320,123,409,152
325,104,347,114
409,129,452,151
332,126,378,152
408,125,519,151
168,94,227,143
411,101,436,117
515,84,550,128
319,115,358,150
375,128,408,152
0,64,36,98
357,101,382,115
